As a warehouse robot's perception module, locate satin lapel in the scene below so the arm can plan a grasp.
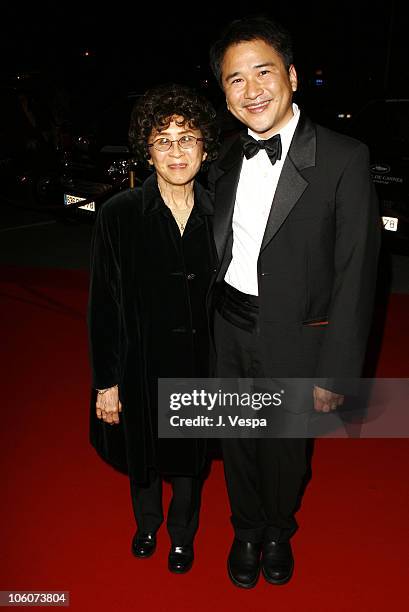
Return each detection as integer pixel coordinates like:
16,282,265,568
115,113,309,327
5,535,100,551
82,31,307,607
213,137,243,262
260,156,308,250
260,114,316,252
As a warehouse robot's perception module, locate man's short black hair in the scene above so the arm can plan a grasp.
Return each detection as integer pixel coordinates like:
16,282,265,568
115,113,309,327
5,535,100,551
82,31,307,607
209,16,294,88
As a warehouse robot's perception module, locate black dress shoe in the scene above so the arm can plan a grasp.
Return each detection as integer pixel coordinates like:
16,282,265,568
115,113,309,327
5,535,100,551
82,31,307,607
168,545,194,573
262,540,294,585
227,539,262,589
131,531,157,558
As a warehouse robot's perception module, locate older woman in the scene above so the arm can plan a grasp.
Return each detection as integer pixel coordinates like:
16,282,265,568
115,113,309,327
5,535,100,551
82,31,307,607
88,84,218,573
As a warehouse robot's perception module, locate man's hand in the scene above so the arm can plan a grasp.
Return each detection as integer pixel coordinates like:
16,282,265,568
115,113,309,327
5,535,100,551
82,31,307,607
96,385,122,425
313,386,344,413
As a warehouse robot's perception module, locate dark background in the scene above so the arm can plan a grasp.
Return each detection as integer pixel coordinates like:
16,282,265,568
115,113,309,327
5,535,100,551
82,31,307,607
1,0,408,115
0,3,408,288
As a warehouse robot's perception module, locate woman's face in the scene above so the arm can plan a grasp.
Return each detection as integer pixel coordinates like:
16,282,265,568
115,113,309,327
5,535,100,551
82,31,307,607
147,115,207,187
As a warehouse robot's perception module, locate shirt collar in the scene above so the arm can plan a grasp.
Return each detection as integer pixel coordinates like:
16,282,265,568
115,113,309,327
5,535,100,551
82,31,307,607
247,103,300,156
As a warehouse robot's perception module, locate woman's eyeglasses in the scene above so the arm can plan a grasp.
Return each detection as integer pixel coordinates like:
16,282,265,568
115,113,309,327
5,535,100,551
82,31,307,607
147,135,204,152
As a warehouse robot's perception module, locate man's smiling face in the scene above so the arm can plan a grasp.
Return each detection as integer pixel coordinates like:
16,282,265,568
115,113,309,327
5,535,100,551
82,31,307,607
221,38,297,138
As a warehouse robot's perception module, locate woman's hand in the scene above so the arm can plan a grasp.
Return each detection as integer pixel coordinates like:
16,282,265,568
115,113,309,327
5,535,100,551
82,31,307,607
96,385,122,425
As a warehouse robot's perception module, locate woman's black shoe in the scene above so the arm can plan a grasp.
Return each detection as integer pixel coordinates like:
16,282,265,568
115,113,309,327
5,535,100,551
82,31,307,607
131,532,157,558
168,545,194,573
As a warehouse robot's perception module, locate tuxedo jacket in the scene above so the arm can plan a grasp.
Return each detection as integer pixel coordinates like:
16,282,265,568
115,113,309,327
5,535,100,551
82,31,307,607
208,113,381,382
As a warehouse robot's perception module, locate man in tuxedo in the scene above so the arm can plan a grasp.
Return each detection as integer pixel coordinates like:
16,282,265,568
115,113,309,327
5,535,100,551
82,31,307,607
208,17,380,588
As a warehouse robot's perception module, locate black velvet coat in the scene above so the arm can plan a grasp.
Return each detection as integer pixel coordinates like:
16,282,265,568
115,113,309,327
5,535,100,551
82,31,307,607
88,173,215,484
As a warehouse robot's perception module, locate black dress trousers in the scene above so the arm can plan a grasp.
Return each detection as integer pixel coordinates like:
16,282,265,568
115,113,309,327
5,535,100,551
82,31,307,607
214,298,308,544
130,471,202,546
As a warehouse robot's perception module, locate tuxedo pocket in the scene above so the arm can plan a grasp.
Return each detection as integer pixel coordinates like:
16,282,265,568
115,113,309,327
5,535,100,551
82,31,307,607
302,318,328,326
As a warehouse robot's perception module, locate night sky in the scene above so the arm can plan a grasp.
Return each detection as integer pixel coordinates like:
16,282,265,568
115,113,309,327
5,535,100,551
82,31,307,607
1,0,408,105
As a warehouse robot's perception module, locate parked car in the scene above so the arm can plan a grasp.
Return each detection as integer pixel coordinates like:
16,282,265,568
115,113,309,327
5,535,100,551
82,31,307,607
35,92,150,219
0,89,144,219
345,99,409,254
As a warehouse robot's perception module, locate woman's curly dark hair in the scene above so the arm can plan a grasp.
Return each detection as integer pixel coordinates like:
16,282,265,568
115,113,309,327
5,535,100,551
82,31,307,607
129,83,219,169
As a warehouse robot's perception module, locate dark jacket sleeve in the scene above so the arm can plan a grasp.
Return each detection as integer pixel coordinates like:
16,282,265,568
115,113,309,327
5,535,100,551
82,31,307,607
315,142,381,385
87,204,121,389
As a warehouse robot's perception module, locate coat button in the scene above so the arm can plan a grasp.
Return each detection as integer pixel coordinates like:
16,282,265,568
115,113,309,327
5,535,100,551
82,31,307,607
187,273,196,280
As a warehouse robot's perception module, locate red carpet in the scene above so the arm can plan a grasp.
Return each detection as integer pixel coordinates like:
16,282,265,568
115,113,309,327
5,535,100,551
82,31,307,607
1,265,408,611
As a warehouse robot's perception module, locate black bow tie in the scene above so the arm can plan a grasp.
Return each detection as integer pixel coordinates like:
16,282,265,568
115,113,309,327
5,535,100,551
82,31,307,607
241,133,282,165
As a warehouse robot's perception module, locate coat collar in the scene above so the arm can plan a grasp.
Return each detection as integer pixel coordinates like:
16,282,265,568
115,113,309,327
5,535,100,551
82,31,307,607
260,113,316,250
217,112,316,173
216,112,316,172
287,112,316,171
217,134,244,172
141,172,213,216
213,112,316,260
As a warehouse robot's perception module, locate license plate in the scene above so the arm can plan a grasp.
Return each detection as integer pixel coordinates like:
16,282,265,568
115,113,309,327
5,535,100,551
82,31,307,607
382,216,398,232
64,193,96,212
382,217,398,232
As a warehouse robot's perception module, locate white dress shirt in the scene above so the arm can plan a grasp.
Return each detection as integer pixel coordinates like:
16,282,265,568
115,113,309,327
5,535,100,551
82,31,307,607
225,103,300,296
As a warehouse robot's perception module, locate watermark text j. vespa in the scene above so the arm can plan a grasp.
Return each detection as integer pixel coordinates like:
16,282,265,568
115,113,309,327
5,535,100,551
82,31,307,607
168,389,283,428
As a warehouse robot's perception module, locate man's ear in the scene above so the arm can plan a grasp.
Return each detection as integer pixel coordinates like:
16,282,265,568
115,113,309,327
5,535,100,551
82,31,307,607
148,157,154,166
202,151,208,162
289,64,298,92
